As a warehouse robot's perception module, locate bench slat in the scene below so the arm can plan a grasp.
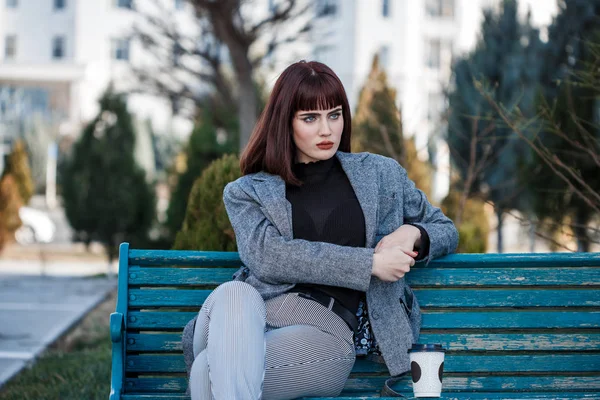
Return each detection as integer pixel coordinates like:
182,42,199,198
423,311,600,329
416,289,600,307
128,289,210,307
344,376,600,393
121,394,600,400
122,375,600,394
426,253,600,268
410,267,600,286
126,288,600,308
126,267,600,287
126,332,600,352
127,251,600,268
124,354,600,373
128,268,236,286
417,333,600,351
126,311,600,330
129,250,242,266
123,356,385,374
127,333,183,352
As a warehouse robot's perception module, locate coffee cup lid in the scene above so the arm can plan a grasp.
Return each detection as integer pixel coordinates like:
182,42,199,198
408,343,445,353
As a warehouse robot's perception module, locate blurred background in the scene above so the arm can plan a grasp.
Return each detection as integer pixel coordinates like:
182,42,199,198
0,0,598,397
0,0,598,261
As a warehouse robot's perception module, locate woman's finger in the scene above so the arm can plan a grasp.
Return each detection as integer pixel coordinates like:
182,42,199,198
404,250,418,258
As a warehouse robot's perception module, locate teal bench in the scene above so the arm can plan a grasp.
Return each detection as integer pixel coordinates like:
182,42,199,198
109,242,600,399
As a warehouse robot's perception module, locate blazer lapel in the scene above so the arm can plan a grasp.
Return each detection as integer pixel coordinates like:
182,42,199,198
250,152,379,247
336,152,379,248
252,172,294,241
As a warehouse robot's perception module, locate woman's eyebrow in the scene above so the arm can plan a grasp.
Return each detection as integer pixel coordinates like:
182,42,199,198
297,108,342,117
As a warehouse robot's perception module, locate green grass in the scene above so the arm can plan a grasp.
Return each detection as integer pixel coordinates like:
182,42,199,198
0,291,116,400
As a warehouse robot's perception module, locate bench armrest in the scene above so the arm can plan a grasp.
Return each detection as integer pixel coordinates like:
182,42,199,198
110,312,125,400
110,312,124,343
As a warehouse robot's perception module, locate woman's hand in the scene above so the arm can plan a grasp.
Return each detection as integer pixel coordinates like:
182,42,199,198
372,246,415,281
375,224,421,257
371,225,422,281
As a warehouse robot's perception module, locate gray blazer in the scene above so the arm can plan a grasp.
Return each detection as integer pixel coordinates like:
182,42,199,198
220,151,458,375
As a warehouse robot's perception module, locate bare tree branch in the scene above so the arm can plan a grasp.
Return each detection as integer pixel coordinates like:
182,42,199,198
492,205,600,249
379,125,400,162
129,0,234,116
495,206,578,252
476,81,600,215
186,0,313,149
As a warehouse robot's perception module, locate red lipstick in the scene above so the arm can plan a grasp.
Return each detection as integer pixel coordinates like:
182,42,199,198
317,141,334,150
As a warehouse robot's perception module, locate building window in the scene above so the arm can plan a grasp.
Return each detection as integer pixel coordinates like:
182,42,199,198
52,36,65,59
426,0,454,18
316,0,336,17
174,0,184,10
4,35,16,59
382,0,390,18
115,0,134,10
112,38,130,61
5,0,17,8
379,45,390,71
426,39,441,68
54,0,66,10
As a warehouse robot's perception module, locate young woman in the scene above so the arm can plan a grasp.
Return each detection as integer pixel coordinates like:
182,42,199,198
182,60,458,400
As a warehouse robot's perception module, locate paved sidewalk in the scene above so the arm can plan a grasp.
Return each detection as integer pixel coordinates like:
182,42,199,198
0,273,117,387
0,258,117,277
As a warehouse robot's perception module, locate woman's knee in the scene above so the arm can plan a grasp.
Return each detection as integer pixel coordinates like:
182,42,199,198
211,281,264,309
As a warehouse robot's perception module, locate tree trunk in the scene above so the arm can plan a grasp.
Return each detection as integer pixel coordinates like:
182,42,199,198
529,219,536,253
238,76,257,151
496,210,504,253
205,5,258,152
574,209,590,252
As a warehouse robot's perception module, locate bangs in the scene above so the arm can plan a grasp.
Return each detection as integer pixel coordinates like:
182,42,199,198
293,73,346,112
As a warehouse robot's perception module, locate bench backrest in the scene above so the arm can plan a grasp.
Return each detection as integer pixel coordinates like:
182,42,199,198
110,243,600,399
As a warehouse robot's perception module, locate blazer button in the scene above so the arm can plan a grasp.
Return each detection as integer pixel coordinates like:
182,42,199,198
372,311,380,320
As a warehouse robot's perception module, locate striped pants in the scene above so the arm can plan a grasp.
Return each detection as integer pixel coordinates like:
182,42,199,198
188,281,356,400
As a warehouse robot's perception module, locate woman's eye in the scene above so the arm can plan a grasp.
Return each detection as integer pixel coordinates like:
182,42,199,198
329,113,341,120
303,116,316,123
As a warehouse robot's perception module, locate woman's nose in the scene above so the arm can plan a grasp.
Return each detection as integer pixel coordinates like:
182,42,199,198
319,119,332,135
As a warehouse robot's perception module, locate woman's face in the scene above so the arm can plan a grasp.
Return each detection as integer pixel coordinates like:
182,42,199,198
292,105,344,164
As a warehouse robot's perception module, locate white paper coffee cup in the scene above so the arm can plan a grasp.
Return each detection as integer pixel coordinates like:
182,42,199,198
408,343,445,397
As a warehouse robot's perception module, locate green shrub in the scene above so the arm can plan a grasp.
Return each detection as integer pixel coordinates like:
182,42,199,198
62,89,156,262
441,189,489,253
165,105,239,241
173,154,241,251
0,174,23,250
352,55,432,197
3,140,34,204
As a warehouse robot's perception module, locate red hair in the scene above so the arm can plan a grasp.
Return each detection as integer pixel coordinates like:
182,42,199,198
240,60,352,185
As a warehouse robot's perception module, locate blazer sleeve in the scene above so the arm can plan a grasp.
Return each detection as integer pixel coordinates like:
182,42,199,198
395,160,459,264
223,181,374,291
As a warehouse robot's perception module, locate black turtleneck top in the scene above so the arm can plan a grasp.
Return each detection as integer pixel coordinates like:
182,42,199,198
286,156,365,313
285,156,430,316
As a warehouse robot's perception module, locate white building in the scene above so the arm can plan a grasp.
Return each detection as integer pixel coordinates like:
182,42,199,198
295,0,502,202
261,0,557,202
0,0,557,193
255,0,503,201
0,0,196,164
